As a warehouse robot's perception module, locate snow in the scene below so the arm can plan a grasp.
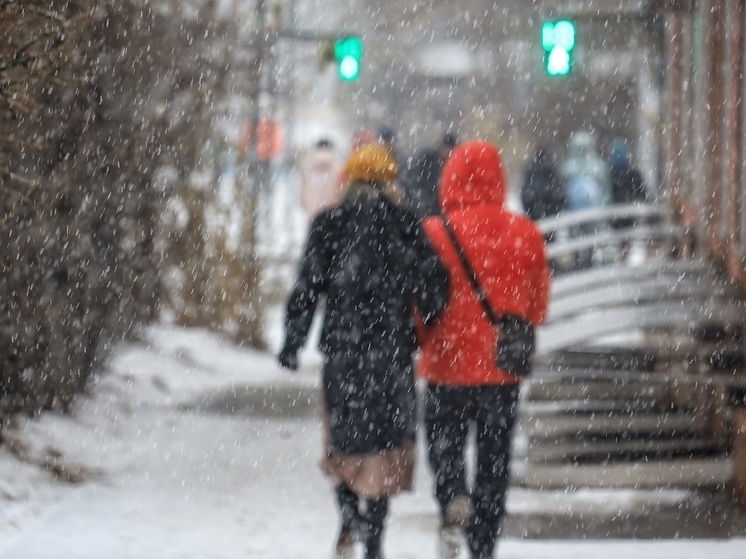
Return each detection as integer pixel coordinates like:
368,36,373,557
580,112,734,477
1,323,746,558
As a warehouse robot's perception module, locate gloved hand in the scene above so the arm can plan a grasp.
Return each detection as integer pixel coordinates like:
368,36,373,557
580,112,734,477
278,347,298,371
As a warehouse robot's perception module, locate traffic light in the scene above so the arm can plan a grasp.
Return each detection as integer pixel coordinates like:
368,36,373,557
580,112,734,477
335,36,363,81
541,20,575,76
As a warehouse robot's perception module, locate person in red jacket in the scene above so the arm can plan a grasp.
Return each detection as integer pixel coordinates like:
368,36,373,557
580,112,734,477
417,140,550,559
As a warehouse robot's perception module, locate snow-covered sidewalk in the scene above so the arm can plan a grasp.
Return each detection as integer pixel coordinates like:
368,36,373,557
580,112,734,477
1,325,745,558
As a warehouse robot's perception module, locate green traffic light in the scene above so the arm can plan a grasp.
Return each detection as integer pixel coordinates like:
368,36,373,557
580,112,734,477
547,47,571,76
541,21,556,51
335,36,363,81
554,20,576,51
338,56,359,81
541,19,575,76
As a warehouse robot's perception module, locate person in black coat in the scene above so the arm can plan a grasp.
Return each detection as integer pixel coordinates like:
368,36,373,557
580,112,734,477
401,132,458,219
278,144,449,559
520,147,566,221
609,138,649,205
607,139,651,262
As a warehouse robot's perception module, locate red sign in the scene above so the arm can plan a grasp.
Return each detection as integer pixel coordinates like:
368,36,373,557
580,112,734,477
239,119,284,161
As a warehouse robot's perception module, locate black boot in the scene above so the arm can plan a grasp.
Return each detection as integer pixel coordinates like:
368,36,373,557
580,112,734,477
335,484,361,558
362,496,388,559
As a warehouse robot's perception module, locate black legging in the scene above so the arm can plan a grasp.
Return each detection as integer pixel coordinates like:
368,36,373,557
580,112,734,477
424,383,519,558
335,484,389,559
336,483,361,534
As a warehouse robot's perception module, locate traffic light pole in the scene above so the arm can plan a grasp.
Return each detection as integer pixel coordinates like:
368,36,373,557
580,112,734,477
245,14,351,193
247,12,359,186
265,26,361,169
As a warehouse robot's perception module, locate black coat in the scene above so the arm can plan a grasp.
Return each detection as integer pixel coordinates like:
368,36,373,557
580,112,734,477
610,163,648,204
520,152,566,221
401,149,445,219
282,184,449,455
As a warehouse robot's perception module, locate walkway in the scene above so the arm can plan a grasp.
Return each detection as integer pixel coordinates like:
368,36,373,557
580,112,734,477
1,326,745,559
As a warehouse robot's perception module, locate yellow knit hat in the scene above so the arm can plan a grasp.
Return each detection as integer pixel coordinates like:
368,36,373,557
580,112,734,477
344,144,398,185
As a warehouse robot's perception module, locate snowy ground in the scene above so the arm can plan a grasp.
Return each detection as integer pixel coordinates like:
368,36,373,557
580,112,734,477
1,324,746,559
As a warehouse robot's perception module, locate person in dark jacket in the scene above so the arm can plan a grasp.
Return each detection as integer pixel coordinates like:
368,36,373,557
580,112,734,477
417,141,550,559
402,132,458,219
377,125,402,167
278,144,449,559
609,138,648,205
520,147,566,221
608,138,650,259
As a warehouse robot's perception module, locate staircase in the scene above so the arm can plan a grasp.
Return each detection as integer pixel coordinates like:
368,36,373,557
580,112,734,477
516,205,746,489
515,368,734,489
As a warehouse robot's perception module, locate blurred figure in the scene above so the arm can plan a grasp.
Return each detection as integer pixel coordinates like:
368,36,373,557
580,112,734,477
299,138,343,223
278,144,449,559
352,128,376,152
560,131,610,269
565,175,605,212
559,131,611,209
335,128,376,192
520,147,566,221
608,138,650,260
377,125,402,169
402,132,458,219
417,141,550,559
609,138,649,205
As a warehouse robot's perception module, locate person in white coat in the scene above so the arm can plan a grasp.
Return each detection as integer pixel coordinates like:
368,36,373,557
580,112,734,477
299,139,343,223
559,131,611,208
559,131,611,268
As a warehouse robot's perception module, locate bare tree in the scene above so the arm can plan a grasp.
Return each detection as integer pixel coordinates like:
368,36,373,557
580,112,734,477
0,0,265,420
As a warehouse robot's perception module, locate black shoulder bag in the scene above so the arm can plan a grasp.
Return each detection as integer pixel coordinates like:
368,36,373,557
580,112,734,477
441,219,535,378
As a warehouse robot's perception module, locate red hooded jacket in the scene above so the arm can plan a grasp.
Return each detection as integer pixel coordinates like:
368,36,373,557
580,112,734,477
417,141,551,386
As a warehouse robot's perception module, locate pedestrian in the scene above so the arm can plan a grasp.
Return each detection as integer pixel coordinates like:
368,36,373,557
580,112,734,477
565,174,604,212
416,141,551,559
299,138,343,223
608,137,650,260
609,137,648,205
559,131,610,269
402,132,458,219
559,130,611,206
520,146,566,221
377,125,403,170
334,128,376,194
278,144,450,559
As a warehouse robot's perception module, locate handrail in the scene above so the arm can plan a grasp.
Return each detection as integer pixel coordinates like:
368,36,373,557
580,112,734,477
537,203,666,234
545,223,681,259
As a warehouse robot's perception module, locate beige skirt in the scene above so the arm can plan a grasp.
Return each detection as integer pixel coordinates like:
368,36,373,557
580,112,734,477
319,405,415,498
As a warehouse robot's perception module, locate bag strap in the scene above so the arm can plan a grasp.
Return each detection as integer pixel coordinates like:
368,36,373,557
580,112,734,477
441,219,502,326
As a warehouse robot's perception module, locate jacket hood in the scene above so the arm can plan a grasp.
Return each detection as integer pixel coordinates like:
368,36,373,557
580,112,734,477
566,131,598,159
610,138,632,166
439,141,506,213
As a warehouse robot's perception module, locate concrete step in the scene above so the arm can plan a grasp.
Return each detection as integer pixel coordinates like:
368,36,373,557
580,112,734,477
524,411,705,439
524,378,669,402
549,347,658,371
519,457,733,489
548,346,745,373
520,398,667,416
535,300,746,356
527,435,719,463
